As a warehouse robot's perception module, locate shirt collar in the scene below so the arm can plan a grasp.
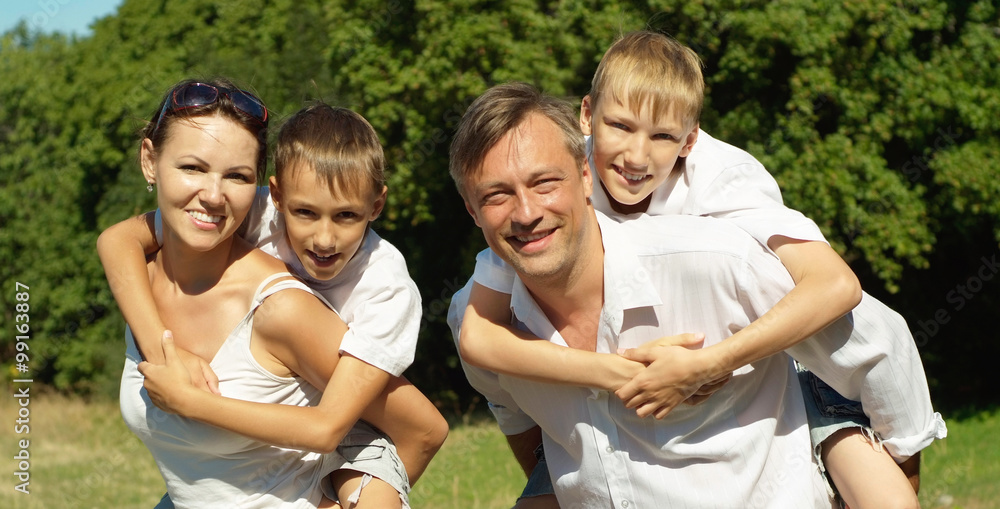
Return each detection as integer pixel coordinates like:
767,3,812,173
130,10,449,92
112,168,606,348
509,211,662,339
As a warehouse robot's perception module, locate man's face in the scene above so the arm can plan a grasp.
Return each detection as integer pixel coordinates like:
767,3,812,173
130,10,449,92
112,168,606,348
581,94,698,208
463,113,594,281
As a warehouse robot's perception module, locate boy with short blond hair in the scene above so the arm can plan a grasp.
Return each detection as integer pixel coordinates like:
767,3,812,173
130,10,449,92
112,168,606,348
451,31,943,508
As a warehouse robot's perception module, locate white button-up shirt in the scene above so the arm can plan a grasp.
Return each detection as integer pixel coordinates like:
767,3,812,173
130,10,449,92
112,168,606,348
470,212,832,508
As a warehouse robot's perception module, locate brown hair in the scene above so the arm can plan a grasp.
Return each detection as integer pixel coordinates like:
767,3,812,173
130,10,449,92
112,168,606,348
589,31,704,129
274,104,386,200
141,78,269,181
449,82,584,199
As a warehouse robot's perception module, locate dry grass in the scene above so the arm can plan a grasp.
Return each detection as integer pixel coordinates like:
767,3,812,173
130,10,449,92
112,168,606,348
1,393,991,508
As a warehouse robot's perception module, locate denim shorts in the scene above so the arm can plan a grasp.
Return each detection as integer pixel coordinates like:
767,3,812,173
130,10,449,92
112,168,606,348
321,420,411,507
517,443,555,500
797,362,874,503
797,364,871,451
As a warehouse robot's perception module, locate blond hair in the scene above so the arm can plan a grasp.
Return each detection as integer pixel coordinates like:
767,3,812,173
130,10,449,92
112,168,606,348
590,31,704,128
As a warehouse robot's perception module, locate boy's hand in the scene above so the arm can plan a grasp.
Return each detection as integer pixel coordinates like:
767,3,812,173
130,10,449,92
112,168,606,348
616,333,729,418
681,371,732,406
174,347,221,395
138,331,204,415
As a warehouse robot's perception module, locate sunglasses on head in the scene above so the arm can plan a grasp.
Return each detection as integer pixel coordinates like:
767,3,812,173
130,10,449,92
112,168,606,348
153,82,269,133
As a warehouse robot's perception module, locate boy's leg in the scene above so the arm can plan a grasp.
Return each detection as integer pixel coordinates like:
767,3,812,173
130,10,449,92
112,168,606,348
330,470,402,509
513,494,559,509
798,365,917,509
512,443,559,509
822,428,918,509
154,492,174,509
322,421,410,509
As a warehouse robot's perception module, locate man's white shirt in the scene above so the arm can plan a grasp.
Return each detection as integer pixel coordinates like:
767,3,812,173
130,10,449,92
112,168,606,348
452,212,833,507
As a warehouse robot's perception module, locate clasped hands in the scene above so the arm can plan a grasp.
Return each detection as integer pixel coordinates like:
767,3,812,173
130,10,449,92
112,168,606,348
613,333,733,420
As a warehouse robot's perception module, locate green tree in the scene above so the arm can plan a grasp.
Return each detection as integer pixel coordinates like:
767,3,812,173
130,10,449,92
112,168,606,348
2,0,996,411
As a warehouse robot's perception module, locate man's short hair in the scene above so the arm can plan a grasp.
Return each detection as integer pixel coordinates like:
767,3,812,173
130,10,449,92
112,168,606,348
589,30,705,129
449,82,585,200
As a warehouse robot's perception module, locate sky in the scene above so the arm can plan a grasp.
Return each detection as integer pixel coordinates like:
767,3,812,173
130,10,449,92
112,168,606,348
0,0,123,36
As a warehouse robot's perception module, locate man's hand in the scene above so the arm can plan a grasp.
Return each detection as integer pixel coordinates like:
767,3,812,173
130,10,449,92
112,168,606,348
615,333,731,419
138,331,206,415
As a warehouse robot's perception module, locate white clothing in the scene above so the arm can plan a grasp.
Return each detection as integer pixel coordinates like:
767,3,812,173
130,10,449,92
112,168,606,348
459,213,832,507
121,275,341,508
461,130,946,459
157,189,421,377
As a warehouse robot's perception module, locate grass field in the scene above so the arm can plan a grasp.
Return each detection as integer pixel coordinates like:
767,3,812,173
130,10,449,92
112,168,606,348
1,394,995,508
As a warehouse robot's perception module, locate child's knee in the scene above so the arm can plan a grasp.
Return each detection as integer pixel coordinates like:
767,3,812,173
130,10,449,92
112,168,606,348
425,413,450,453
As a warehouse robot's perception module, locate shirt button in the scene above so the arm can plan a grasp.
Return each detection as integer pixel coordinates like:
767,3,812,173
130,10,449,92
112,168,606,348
606,446,614,453
622,501,630,508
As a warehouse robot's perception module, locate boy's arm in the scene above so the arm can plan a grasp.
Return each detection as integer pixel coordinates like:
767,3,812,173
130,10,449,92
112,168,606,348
142,328,448,483
267,287,447,484
616,236,862,418
460,283,646,391
146,289,447,483
96,212,166,361
358,376,448,485
141,332,376,454
97,213,219,392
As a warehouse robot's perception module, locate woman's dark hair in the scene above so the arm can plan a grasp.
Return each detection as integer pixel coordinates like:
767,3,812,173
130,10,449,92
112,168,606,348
140,78,269,181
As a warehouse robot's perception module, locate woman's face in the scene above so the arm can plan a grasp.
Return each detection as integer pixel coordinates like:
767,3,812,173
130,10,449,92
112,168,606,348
141,114,260,254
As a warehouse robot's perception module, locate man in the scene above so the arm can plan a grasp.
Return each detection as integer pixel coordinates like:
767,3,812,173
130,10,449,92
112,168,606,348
447,82,833,507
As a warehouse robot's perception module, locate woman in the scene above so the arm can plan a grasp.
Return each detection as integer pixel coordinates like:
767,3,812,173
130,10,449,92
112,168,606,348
108,78,413,508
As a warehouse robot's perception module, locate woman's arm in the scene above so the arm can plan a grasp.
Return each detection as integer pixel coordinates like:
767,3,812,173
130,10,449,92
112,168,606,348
459,283,647,391
97,212,218,392
616,237,862,417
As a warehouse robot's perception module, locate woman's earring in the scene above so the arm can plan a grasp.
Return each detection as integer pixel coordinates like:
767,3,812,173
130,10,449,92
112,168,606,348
147,181,154,192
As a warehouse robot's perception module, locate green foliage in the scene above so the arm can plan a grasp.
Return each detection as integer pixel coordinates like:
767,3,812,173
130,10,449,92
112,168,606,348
1,0,997,410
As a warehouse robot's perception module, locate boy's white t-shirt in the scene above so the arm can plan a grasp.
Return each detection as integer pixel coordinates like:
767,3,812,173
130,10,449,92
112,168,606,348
157,188,421,376
472,129,827,292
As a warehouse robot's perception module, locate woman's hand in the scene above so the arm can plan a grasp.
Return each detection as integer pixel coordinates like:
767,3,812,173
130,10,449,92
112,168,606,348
138,331,205,416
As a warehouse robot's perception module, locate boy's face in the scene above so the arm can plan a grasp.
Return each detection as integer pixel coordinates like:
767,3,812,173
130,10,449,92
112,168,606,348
581,94,698,208
269,163,386,281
